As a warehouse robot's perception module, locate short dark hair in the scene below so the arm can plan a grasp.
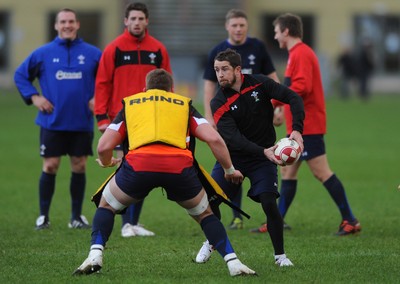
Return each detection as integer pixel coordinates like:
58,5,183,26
214,48,242,68
125,2,149,19
55,8,78,23
225,9,247,22
146,69,173,91
273,13,303,39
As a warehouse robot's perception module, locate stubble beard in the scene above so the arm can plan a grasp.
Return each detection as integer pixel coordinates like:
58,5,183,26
129,28,145,38
220,76,236,89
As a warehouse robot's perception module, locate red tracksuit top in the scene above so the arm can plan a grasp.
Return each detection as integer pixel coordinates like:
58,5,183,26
283,42,326,135
94,29,172,126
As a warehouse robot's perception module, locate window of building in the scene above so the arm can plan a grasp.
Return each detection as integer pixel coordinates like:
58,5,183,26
0,11,10,71
355,14,400,74
146,0,241,56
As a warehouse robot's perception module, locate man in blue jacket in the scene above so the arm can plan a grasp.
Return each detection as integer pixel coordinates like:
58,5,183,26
14,8,102,230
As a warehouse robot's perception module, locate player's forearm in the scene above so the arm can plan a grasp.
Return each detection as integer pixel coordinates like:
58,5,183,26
97,130,120,162
208,138,234,171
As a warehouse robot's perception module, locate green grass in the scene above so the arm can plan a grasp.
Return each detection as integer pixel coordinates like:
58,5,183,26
1,90,399,283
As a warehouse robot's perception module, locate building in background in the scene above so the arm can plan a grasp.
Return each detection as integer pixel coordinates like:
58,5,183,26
245,0,400,94
2,0,400,95
0,0,124,88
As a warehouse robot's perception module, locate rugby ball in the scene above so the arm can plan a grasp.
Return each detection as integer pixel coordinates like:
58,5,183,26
274,138,301,165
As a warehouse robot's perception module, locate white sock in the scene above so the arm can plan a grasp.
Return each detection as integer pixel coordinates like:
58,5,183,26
275,253,286,260
224,253,238,263
90,244,104,251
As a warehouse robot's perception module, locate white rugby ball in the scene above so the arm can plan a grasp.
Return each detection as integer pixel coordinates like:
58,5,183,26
274,138,301,165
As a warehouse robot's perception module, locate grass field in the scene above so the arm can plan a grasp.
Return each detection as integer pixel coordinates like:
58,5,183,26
1,89,399,283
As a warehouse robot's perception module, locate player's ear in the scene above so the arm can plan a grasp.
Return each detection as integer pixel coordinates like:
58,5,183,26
284,28,289,36
235,65,242,74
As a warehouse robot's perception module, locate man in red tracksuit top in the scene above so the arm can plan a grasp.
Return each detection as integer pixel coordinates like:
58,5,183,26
94,27,171,126
272,13,361,236
94,2,172,238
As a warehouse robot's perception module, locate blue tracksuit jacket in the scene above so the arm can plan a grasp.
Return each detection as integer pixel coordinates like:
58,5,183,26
14,37,102,131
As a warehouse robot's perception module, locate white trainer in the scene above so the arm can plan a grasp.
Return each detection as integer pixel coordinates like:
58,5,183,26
132,224,155,236
121,223,136,237
275,254,294,267
73,245,104,275
225,253,256,276
121,223,155,237
195,240,214,263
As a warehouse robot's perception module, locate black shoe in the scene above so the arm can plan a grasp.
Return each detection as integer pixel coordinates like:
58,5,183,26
68,215,91,229
283,222,292,230
35,215,50,230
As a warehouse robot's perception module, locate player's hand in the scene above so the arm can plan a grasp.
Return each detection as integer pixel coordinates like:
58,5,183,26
96,157,121,168
88,98,94,113
32,95,54,113
273,106,284,126
264,145,285,166
98,123,109,133
288,131,304,152
224,170,244,184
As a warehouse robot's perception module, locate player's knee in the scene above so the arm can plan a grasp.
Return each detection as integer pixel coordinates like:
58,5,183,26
102,182,126,212
43,163,59,174
259,192,280,217
70,156,87,173
313,170,332,183
186,192,209,216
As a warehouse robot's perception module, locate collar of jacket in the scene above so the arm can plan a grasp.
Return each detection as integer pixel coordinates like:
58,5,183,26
123,28,149,43
54,36,82,46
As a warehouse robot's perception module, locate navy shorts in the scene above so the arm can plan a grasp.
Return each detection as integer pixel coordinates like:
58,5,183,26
39,128,93,157
211,158,279,203
300,134,326,161
115,160,203,202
